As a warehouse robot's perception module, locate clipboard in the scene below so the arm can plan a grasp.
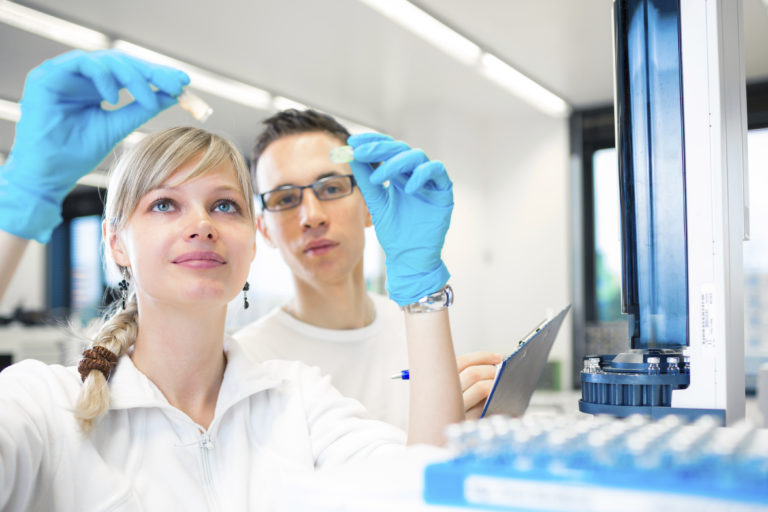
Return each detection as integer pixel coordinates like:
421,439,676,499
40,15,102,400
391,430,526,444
480,305,571,418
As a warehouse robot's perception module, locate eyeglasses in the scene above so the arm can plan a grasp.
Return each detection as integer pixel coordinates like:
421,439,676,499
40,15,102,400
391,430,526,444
259,174,357,212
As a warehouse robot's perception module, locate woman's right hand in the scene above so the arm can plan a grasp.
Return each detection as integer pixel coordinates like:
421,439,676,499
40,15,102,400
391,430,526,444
0,49,189,243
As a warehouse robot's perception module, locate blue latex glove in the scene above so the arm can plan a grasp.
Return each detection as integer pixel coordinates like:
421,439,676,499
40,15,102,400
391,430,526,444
348,133,453,306
0,50,189,243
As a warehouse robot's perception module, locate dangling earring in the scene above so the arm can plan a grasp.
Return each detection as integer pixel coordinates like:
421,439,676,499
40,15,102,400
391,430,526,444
118,269,129,310
243,282,250,310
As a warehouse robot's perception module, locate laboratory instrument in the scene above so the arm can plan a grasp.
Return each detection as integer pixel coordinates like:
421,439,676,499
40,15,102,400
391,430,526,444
579,0,748,424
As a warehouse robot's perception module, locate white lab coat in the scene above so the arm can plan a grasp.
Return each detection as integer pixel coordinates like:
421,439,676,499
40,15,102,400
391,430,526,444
0,339,406,511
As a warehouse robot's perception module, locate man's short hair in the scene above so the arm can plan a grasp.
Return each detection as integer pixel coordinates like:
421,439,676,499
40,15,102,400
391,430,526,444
250,109,351,195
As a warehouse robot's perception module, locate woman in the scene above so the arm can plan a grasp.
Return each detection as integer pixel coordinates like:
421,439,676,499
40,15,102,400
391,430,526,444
0,51,463,510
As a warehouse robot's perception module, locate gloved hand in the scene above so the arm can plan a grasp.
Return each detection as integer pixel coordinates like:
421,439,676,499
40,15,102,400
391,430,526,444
0,49,189,243
348,132,453,306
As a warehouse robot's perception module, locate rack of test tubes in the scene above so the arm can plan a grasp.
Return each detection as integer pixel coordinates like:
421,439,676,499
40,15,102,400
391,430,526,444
424,414,768,511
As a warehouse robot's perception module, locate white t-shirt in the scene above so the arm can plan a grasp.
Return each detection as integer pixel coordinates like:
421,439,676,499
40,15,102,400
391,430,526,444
0,338,405,511
233,293,411,430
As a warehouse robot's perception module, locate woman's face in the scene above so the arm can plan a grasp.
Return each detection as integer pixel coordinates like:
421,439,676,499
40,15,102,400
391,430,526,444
109,155,256,310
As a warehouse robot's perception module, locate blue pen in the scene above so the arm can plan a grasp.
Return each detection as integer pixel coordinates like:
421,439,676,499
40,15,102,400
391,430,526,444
390,369,409,380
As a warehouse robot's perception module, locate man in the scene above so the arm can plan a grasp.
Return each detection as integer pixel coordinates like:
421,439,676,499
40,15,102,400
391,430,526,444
233,109,500,430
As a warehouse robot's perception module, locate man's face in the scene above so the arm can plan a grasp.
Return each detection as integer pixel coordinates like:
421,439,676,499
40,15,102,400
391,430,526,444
256,132,372,287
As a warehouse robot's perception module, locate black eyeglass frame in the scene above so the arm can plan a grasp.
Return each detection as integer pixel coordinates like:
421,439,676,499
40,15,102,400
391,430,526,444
258,174,357,212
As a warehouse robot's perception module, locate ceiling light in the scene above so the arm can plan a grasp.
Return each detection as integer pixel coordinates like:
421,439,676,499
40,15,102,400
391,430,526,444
0,98,21,122
122,131,147,146
479,53,570,117
0,1,109,50
358,0,571,117
1,3,384,138
76,171,109,189
358,0,481,66
113,40,272,110
272,96,308,112
271,98,377,133
336,116,377,135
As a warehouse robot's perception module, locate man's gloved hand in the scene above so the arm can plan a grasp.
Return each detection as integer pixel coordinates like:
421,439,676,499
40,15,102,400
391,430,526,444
0,49,189,243
348,133,453,306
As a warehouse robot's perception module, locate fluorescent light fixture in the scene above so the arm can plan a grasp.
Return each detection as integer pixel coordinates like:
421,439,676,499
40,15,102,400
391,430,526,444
76,171,109,189
0,1,109,50
1,4,382,141
113,40,272,110
479,53,570,117
359,0,570,117
272,96,308,112
122,131,147,147
336,116,376,135
271,96,377,133
358,0,481,66
0,98,21,122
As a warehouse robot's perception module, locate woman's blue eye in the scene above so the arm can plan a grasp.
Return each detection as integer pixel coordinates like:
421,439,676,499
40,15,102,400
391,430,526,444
151,199,173,212
214,200,240,213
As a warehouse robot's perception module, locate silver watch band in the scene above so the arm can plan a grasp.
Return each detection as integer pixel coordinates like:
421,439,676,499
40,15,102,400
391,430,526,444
400,284,454,314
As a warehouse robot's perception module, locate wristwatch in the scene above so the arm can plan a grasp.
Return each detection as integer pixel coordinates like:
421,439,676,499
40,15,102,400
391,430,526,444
400,284,454,314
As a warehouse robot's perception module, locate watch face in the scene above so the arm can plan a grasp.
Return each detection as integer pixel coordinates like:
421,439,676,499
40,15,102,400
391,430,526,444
402,285,452,313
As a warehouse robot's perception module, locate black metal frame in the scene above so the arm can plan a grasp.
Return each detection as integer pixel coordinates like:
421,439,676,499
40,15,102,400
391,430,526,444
46,184,106,318
747,81,768,130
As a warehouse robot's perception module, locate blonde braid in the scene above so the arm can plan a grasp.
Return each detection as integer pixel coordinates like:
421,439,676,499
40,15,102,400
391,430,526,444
74,297,139,435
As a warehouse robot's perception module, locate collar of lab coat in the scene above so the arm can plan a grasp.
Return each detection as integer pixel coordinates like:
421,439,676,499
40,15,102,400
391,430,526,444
108,337,285,414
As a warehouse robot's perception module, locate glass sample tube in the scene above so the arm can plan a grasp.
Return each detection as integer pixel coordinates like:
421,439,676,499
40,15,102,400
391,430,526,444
666,356,680,375
329,145,354,164
177,89,213,122
582,356,601,374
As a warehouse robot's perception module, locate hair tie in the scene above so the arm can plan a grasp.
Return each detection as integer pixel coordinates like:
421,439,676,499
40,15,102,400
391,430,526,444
77,346,119,382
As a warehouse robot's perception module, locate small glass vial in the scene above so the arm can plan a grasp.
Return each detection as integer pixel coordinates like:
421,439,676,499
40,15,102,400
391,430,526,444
582,356,600,374
683,354,691,374
443,423,465,455
177,89,213,122
329,145,354,164
666,356,680,376
647,356,661,375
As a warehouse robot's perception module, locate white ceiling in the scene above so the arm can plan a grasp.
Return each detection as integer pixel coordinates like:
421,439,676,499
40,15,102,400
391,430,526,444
1,0,767,157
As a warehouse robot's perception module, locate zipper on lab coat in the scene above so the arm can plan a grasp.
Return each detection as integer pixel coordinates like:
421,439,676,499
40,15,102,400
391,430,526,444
199,431,219,511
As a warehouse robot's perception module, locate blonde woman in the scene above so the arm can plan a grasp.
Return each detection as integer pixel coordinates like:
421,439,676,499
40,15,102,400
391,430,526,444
0,52,463,510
